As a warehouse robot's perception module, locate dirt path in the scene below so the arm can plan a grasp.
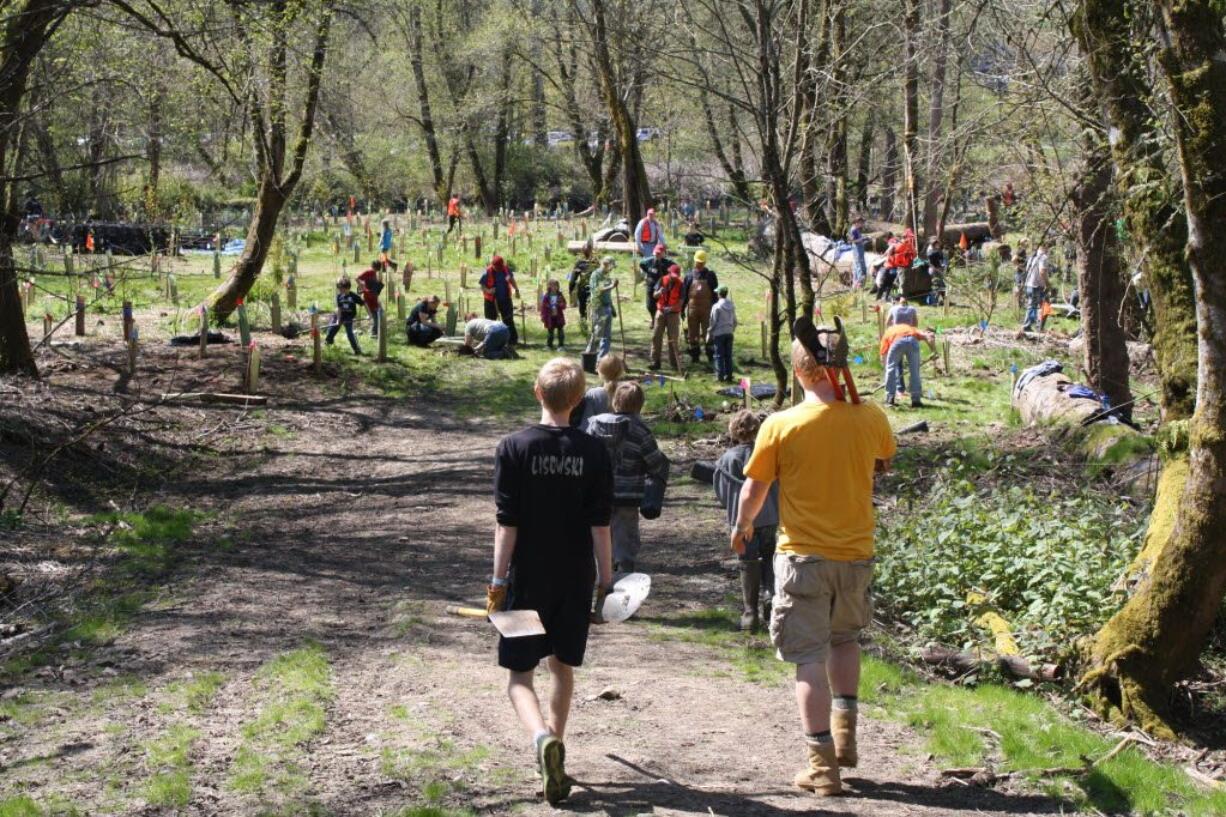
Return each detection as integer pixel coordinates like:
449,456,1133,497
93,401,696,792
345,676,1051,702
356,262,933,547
2,354,1071,816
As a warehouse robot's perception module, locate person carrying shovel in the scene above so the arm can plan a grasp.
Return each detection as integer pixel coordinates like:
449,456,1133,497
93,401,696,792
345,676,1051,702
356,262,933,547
488,357,614,806
733,316,895,796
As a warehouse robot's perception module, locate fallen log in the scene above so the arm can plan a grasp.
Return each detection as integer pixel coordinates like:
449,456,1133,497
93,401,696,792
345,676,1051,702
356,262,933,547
158,392,268,407
919,644,1061,682
566,240,638,255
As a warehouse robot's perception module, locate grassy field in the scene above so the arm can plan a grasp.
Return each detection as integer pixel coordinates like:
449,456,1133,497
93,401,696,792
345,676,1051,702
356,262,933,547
19,213,1083,439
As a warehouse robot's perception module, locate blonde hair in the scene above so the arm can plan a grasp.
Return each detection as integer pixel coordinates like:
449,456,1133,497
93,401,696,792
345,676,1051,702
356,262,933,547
535,357,586,413
611,381,645,415
728,409,761,444
596,354,625,403
790,339,828,386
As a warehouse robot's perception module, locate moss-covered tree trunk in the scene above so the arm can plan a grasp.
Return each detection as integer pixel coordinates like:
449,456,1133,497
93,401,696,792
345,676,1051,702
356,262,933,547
1077,0,1226,738
1072,127,1132,419
1071,0,1197,421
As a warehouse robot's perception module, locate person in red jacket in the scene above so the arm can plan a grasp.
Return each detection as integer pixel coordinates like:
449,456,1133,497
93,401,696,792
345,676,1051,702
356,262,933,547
481,255,520,346
447,194,463,234
650,264,684,371
356,259,386,337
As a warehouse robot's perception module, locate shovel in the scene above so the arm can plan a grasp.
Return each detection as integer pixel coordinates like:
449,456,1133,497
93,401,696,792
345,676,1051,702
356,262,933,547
446,606,546,638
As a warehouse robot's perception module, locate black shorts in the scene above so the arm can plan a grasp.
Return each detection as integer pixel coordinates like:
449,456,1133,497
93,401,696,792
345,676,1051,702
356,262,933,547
498,568,595,672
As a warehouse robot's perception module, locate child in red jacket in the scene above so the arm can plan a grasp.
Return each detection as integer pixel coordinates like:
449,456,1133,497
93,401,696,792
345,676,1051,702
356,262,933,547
539,279,568,349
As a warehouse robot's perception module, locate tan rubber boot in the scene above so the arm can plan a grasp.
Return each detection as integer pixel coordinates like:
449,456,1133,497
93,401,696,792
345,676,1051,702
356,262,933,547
832,709,858,768
793,742,842,795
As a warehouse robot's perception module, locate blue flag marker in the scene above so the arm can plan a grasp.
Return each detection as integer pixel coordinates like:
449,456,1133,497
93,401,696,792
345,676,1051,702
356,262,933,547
854,355,864,365
1010,362,1019,374
658,374,665,387
979,319,989,331
695,406,705,421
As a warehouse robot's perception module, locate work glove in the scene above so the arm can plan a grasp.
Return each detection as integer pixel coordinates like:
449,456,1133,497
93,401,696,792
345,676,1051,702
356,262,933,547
591,584,611,625
486,584,507,615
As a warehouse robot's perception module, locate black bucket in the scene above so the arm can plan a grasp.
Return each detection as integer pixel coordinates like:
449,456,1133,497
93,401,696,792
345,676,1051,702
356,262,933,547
582,352,598,374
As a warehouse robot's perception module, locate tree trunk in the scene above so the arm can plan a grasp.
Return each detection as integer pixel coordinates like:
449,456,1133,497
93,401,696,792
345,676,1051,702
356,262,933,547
921,0,952,237
880,125,898,221
824,2,848,238
1073,135,1132,420
406,4,447,205
207,2,333,322
699,87,751,203
1077,0,1226,739
0,0,63,377
901,0,922,236
1071,0,1197,421
588,0,651,220
853,109,874,214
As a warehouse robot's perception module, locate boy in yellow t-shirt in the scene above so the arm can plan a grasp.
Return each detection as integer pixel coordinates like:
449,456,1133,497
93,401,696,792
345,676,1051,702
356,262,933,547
734,317,895,797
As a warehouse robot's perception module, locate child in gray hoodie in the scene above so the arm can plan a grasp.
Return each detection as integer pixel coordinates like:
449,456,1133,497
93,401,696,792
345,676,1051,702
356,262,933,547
713,410,779,631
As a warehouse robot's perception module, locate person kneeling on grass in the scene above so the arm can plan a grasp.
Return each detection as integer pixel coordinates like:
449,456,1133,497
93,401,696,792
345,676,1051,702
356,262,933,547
407,295,442,347
584,382,669,574
488,357,615,807
713,410,779,632
735,319,895,796
463,317,512,359
326,277,363,355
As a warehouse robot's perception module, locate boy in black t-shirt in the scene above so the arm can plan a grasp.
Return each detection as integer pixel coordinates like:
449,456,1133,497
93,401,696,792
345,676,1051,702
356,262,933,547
487,358,614,806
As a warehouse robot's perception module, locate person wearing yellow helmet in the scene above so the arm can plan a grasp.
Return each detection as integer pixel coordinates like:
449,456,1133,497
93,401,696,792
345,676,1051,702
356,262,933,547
682,250,719,365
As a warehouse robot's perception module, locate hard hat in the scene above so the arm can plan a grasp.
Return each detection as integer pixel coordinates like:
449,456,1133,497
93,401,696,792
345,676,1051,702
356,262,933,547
694,250,708,264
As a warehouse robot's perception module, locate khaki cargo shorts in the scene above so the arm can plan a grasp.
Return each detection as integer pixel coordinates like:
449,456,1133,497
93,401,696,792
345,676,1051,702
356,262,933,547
769,553,873,665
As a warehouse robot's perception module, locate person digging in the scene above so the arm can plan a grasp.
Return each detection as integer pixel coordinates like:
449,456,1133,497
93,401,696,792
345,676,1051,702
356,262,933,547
734,315,896,796
488,358,614,806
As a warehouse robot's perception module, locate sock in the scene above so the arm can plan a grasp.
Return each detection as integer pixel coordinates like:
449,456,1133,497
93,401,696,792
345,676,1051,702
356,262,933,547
833,696,858,713
533,728,552,750
805,730,834,746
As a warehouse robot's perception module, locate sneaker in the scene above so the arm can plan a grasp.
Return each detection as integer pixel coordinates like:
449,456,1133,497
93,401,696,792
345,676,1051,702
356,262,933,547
884,397,896,407
537,735,571,805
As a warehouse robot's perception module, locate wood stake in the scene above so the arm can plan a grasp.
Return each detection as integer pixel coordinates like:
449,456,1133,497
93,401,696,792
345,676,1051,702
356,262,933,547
311,312,322,373
396,292,406,323
75,296,85,336
377,310,388,362
199,308,208,359
271,292,282,333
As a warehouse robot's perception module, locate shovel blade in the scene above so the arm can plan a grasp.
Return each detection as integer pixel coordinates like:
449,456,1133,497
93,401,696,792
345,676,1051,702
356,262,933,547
488,609,546,638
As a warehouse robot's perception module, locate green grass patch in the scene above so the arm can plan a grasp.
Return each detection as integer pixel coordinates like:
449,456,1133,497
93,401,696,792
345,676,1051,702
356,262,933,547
160,670,226,715
865,662,1226,815
90,505,199,576
379,740,490,783
227,643,334,807
142,724,200,807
